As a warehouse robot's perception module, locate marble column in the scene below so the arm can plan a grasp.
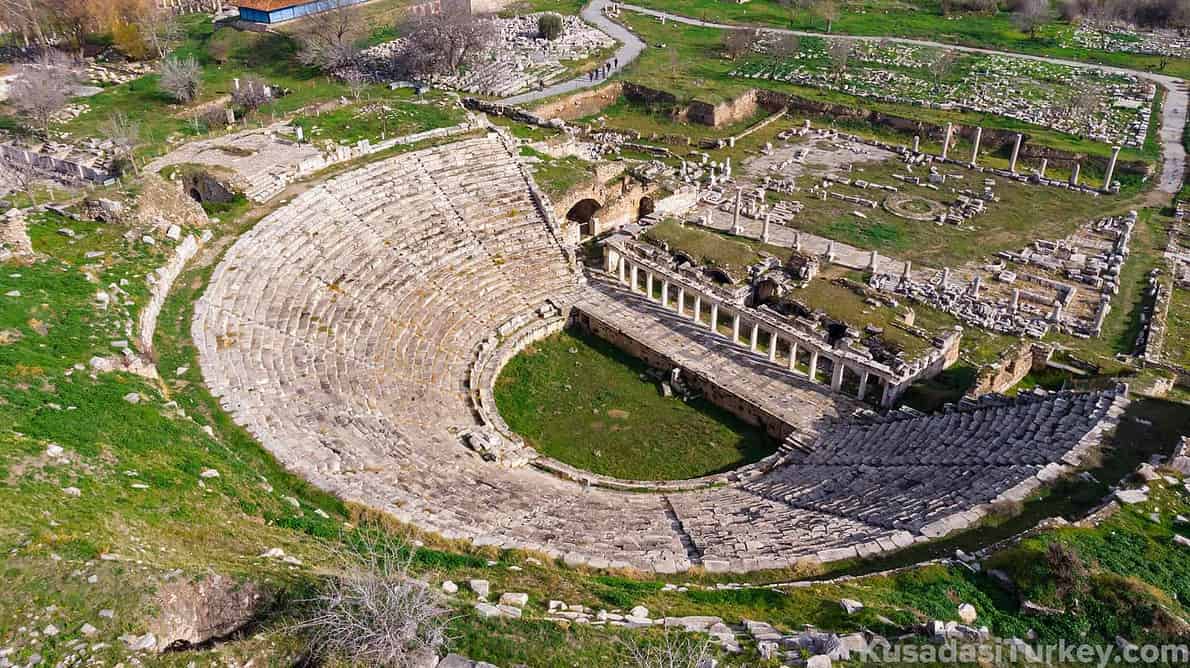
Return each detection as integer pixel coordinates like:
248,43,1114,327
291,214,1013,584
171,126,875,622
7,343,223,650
858,370,870,400
677,288,686,317
630,264,639,292
692,295,702,325
808,351,819,382
661,281,670,308
941,123,953,160
970,127,983,167
1070,162,1081,186
1009,133,1022,173
831,360,845,391
732,312,741,344
618,257,627,284
645,271,653,298
732,188,744,234
788,341,799,371
709,302,719,332
750,323,760,353
768,334,778,362
1104,145,1121,191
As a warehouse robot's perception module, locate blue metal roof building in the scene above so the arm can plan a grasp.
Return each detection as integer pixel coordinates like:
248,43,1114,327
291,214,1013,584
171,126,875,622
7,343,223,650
237,0,369,24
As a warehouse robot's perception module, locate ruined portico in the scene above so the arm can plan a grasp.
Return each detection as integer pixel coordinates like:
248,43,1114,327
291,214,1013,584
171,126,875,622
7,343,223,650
601,238,960,407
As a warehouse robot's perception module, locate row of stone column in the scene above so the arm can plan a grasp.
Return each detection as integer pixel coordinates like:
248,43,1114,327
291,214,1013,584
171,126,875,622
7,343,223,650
935,123,1118,192
615,256,895,406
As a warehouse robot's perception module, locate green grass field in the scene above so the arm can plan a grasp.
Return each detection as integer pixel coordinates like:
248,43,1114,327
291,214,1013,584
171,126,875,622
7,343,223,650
628,0,1190,80
1163,287,1190,369
614,12,1157,167
493,327,776,479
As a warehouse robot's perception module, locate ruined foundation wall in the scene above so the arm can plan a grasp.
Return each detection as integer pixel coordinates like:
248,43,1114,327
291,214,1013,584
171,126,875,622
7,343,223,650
571,309,795,441
532,82,625,121
969,342,1054,397
687,89,760,127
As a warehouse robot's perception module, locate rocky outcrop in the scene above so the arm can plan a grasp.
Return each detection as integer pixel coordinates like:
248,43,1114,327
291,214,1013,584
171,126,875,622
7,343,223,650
148,573,270,652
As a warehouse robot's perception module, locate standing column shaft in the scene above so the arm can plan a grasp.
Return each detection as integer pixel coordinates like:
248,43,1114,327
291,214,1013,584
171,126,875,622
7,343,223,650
1009,133,1022,173
788,342,799,371
769,334,778,362
732,313,741,344
750,323,759,353
941,123,953,160
808,351,819,381
709,302,719,332
831,360,845,391
692,295,702,325
970,127,983,166
1104,146,1121,191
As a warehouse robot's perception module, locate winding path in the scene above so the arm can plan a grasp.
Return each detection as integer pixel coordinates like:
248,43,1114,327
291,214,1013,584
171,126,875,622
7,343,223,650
502,1,1187,195
501,0,645,106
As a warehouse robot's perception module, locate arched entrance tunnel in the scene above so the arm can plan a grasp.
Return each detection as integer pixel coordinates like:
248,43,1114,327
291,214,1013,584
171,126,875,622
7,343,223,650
638,196,655,219
567,198,603,238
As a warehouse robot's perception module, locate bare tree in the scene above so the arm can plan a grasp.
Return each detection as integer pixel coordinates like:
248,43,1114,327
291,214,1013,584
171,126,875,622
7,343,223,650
231,76,272,112
777,0,837,32
826,38,850,80
159,55,202,103
770,32,801,59
816,0,840,33
6,159,41,207
0,0,49,46
137,3,182,60
295,0,363,72
102,111,141,175
1012,0,1050,38
9,50,78,134
397,6,495,78
292,530,450,668
721,29,755,60
342,69,367,101
621,627,715,668
928,49,959,91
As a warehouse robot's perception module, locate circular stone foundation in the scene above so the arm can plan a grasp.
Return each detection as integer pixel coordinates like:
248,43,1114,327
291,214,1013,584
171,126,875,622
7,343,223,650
883,193,947,221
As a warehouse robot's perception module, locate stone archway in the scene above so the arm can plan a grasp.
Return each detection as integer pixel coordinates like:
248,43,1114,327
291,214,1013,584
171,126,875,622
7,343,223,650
566,198,603,238
638,196,655,219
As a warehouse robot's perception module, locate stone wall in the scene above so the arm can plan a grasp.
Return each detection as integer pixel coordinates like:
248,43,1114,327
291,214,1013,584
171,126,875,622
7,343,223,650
969,342,1054,396
532,82,624,121
571,308,796,441
686,89,760,128
138,233,205,356
533,84,760,129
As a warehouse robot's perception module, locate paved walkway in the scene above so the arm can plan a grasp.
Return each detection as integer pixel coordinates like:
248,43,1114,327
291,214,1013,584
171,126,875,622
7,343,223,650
501,0,1187,196
501,0,645,106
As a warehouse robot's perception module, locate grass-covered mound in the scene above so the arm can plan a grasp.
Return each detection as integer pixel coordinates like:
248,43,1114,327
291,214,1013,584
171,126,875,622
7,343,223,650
493,328,776,480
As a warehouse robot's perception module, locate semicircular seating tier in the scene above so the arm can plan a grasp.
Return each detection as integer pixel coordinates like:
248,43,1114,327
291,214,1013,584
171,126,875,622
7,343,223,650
195,134,1129,574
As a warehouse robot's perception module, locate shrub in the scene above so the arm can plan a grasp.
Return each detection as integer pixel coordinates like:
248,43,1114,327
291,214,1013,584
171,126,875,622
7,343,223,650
231,77,272,113
159,56,202,104
294,531,449,667
538,13,564,41
621,628,714,668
